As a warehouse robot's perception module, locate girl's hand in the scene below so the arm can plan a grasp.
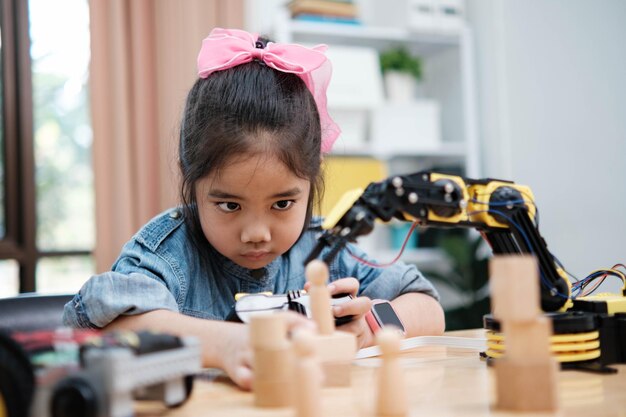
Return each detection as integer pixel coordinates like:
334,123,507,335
217,323,254,390
306,277,374,348
107,309,315,391
218,312,316,390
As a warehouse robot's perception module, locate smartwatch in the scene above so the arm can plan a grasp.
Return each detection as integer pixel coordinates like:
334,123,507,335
365,299,406,335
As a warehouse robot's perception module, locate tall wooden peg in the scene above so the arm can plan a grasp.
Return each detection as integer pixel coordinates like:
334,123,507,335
375,328,408,417
305,260,357,387
306,259,335,335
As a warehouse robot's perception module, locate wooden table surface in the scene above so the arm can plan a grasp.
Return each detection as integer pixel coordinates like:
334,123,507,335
136,329,626,417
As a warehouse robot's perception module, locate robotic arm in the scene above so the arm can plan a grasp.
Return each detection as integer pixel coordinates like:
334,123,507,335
305,170,626,368
305,170,571,312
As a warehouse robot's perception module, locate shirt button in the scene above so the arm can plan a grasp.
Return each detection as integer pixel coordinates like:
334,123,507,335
169,210,181,219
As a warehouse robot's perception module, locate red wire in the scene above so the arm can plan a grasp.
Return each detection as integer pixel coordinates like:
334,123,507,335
581,263,626,296
581,275,607,297
347,222,419,268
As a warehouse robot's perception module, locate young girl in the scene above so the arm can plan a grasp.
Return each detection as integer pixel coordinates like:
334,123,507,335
63,28,444,389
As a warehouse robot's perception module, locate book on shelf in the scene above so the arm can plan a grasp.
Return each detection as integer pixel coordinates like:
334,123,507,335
288,0,358,19
293,13,360,25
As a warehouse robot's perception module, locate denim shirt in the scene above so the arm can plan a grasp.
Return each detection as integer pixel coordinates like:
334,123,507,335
63,208,439,329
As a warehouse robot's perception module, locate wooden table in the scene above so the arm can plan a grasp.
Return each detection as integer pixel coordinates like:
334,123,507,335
136,329,626,417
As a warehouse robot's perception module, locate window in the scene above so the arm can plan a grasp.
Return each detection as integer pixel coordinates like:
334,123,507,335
0,0,94,296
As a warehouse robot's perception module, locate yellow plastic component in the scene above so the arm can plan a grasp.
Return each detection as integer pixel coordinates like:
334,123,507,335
321,188,364,230
552,340,601,352
234,291,273,301
426,173,469,224
467,181,536,228
487,339,600,353
318,156,387,218
485,348,601,363
575,293,626,314
485,330,602,363
550,331,600,343
0,393,6,417
486,329,600,343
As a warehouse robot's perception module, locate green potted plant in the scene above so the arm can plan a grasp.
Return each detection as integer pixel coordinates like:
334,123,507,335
379,47,423,102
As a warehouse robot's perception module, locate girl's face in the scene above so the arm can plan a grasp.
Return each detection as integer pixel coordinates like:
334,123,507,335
196,152,311,270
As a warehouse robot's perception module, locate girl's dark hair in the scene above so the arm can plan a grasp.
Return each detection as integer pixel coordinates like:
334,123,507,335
178,38,324,255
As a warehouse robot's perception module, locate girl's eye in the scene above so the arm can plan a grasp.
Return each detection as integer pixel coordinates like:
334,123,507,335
272,200,294,211
216,202,240,212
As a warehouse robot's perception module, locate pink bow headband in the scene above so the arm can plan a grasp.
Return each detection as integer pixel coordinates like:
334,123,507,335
197,28,340,153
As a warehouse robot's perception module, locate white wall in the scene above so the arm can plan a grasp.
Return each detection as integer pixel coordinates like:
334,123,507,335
244,0,289,33
467,0,626,290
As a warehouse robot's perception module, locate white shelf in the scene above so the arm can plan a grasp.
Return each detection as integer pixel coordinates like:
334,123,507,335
331,141,466,159
281,19,461,56
331,141,466,164
273,8,480,177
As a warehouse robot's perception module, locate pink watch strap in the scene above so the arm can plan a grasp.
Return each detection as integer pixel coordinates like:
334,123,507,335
364,310,381,334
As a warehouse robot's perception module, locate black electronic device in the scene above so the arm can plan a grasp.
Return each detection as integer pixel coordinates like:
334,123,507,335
234,291,354,326
368,300,406,335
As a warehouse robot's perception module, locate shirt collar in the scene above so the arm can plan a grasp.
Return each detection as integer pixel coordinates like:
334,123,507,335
208,244,281,284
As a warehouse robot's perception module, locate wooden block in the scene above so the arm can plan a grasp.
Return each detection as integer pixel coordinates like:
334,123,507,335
253,379,294,408
320,361,352,387
250,313,294,408
293,330,323,417
494,358,559,412
489,255,542,322
250,313,289,349
503,317,552,361
253,347,294,380
312,330,357,362
311,331,356,387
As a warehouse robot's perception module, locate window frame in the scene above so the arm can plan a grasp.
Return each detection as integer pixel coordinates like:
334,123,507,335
1,0,91,293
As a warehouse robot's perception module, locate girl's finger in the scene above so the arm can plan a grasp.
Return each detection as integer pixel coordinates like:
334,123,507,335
233,362,253,390
283,311,317,332
327,277,359,296
333,296,372,318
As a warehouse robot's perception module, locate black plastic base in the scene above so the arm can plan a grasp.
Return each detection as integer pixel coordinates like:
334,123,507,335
483,311,626,367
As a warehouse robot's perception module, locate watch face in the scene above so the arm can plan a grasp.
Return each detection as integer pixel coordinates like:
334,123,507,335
372,301,405,333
